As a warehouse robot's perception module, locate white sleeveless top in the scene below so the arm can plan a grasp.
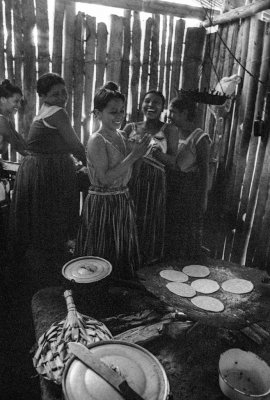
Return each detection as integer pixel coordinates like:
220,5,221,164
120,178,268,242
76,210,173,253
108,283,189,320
176,128,211,173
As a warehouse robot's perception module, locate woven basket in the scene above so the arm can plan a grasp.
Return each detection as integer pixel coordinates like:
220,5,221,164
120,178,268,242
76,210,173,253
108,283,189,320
32,289,113,384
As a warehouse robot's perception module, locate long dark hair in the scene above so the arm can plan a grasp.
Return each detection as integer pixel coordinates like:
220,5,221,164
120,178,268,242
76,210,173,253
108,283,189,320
37,72,65,96
169,94,196,122
0,79,22,98
94,81,125,111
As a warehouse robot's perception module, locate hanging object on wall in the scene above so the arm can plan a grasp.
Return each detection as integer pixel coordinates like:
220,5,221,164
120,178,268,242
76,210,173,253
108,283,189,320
177,87,230,105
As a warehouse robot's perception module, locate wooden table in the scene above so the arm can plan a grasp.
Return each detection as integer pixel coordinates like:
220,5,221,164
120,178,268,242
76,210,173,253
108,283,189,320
31,258,270,400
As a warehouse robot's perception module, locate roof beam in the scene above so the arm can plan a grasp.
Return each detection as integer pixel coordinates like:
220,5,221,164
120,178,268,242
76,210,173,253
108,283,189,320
202,0,270,27
71,0,220,20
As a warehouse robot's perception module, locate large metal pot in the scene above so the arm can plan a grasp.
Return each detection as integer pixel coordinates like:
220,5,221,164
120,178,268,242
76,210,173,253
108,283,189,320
62,340,170,400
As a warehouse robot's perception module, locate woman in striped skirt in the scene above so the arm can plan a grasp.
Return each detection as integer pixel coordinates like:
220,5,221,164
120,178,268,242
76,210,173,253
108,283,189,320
76,82,151,279
123,91,179,265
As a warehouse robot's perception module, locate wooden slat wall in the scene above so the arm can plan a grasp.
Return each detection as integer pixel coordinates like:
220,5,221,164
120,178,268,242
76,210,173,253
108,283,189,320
2,0,270,271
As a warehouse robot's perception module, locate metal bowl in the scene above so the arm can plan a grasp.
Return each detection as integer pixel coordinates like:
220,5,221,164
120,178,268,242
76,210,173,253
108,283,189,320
219,348,270,400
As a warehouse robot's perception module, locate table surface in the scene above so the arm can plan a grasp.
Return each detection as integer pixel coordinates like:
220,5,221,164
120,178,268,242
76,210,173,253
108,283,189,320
31,258,270,400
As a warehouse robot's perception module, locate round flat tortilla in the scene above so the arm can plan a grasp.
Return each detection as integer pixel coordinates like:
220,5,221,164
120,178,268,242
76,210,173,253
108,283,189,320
221,278,254,294
166,282,196,298
191,296,224,312
159,269,188,282
191,279,220,294
182,265,210,278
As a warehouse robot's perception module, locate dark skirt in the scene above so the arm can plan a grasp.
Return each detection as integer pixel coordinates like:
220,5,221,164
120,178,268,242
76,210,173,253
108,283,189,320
129,157,166,265
75,186,141,279
165,168,203,259
9,153,80,255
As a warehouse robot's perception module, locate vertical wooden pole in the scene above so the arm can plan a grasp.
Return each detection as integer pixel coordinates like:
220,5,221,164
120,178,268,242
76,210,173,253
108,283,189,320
36,0,50,76
73,12,84,137
169,18,185,99
95,22,107,92
64,1,76,117
158,15,167,94
121,10,131,122
84,15,96,144
22,0,36,138
149,14,159,90
164,16,173,107
130,11,141,121
52,0,66,74
139,17,152,119
107,15,123,83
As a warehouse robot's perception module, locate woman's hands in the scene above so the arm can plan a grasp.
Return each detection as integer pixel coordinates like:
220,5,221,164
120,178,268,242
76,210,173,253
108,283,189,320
130,133,152,160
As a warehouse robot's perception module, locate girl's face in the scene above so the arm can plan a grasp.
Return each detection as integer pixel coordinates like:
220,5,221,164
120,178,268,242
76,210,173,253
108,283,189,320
0,93,22,116
42,83,68,107
142,93,163,120
168,105,187,128
98,98,125,130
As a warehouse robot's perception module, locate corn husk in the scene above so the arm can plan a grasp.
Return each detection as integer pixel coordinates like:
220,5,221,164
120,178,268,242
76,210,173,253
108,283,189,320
32,290,113,384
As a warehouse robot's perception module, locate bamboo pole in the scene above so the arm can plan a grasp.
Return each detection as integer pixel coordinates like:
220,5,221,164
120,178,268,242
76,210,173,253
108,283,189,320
158,15,167,94
130,11,141,121
36,0,50,77
64,1,76,117
0,2,4,81
165,16,173,106
107,15,123,83
139,17,152,119
223,21,240,76
169,18,185,99
52,0,66,74
71,0,219,20
84,15,96,145
246,91,270,267
149,14,159,90
12,0,24,151
95,22,107,92
73,12,84,137
230,16,264,263
203,0,270,27
225,14,251,215
22,0,36,138
182,27,206,90
121,10,131,121
5,0,13,81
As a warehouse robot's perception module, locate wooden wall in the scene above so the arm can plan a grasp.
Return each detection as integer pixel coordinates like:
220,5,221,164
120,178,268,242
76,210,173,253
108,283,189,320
204,17,270,272
2,0,270,271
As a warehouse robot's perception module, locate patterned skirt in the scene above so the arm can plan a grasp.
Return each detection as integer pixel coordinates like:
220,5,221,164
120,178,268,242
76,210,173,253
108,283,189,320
9,153,80,255
76,186,141,279
129,157,166,265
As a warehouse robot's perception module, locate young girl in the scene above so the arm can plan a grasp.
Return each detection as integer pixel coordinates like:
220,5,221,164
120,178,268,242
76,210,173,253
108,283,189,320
76,82,150,279
10,73,86,258
124,90,179,265
165,94,211,261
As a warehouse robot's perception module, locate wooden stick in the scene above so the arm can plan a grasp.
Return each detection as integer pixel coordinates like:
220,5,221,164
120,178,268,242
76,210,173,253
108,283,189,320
203,0,270,27
71,0,219,21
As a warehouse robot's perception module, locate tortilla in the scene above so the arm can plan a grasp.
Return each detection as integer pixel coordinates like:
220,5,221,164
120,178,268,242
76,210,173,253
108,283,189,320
191,279,220,294
159,269,188,282
191,296,224,312
221,278,254,294
182,265,210,278
166,282,196,298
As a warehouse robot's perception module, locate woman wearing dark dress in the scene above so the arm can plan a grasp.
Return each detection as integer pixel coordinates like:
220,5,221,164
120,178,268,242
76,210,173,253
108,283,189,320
10,73,86,257
123,90,178,265
165,94,211,261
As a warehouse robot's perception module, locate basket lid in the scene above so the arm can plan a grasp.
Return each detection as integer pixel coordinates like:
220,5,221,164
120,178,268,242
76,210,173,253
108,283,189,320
63,340,169,400
62,256,112,283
